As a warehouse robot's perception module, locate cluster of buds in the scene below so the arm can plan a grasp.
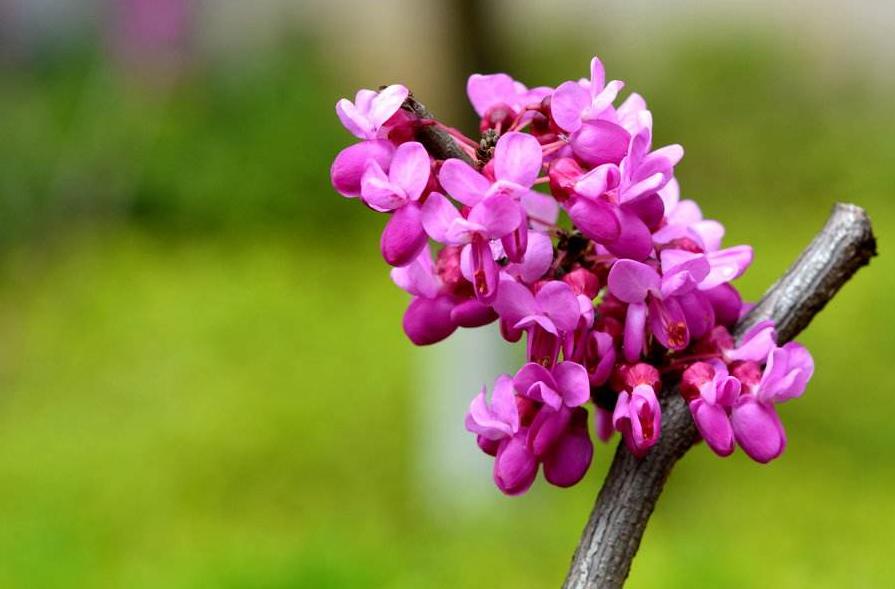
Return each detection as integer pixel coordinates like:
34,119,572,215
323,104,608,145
330,56,815,495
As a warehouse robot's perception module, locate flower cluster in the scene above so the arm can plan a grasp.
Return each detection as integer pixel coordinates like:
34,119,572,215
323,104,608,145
330,56,815,495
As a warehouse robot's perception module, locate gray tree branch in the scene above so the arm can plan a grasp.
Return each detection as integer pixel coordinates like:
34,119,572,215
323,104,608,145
563,202,877,589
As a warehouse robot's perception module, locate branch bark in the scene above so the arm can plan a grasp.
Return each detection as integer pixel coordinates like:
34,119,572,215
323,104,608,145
563,202,877,589
401,95,474,165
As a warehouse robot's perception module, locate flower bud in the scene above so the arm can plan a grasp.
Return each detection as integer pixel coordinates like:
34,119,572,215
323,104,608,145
562,267,601,299
548,157,584,203
680,361,715,402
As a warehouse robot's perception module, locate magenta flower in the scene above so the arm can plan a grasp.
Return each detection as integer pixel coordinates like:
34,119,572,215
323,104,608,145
729,343,815,463
391,246,496,345
562,120,683,260
330,53,820,490
330,140,395,198
551,57,625,134
336,84,409,140
494,280,581,367
612,382,662,458
652,181,724,251
682,361,741,456
493,429,539,495
465,374,520,443
513,361,590,412
421,192,520,303
607,254,710,361
467,73,552,131
724,320,777,363
361,141,432,266
423,132,550,301
542,407,594,487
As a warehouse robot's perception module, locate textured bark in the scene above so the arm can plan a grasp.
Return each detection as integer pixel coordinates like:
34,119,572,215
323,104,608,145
563,203,877,589
401,95,474,165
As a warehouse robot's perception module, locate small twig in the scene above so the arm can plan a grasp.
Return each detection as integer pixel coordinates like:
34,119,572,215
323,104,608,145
401,95,475,165
563,202,877,589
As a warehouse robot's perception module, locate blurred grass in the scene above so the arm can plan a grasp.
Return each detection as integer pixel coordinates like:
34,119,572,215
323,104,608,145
0,31,893,588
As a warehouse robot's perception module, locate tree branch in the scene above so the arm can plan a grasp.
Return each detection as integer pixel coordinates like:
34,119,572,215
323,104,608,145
563,202,877,589
401,95,474,165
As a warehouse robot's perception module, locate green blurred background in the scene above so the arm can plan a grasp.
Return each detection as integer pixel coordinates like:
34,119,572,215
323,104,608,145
0,1,892,587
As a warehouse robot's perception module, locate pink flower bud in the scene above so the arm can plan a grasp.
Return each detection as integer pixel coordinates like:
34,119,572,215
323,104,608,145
562,267,601,299
548,157,585,203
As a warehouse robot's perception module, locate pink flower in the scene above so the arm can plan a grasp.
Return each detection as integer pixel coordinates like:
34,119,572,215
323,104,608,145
330,140,395,198
494,280,581,367
467,73,552,132
465,374,520,442
682,361,740,456
336,84,409,140
729,343,815,463
612,380,662,458
423,132,554,302
724,320,777,363
607,255,707,361
513,361,590,411
391,246,496,345
542,407,593,487
329,52,821,488
551,57,625,134
361,141,432,266
493,430,539,495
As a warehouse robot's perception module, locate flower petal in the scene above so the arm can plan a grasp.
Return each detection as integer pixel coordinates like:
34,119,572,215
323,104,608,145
361,161,405,212
570,120,630,167
420,192,462,244
506,231,553,283
367,84,409,129
494,132,543,187
567,197,621,243
589,57,606,92
438,159,490,206
390,245,439,298
402,295,457,345
468,194,522,239
389,141,430,201
336,98,374,139
603,207,653,260
380,204,428,267
528,405,571,457
689,399,735,457
493,278,537,326
607,260,660,304
574,163,621,198
450,299,498,328
702,245,753,289
648,296,690,351
623,302,647,363
493,432,539,495
521,190,560,229
535,281,581,333
467,73,518,117
553,361,590,408
551,81,591,133
731,397,786,463
330,140,394,197
543,408,593,487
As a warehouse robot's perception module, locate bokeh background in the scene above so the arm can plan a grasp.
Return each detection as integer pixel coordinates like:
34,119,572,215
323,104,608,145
1,1,893,587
